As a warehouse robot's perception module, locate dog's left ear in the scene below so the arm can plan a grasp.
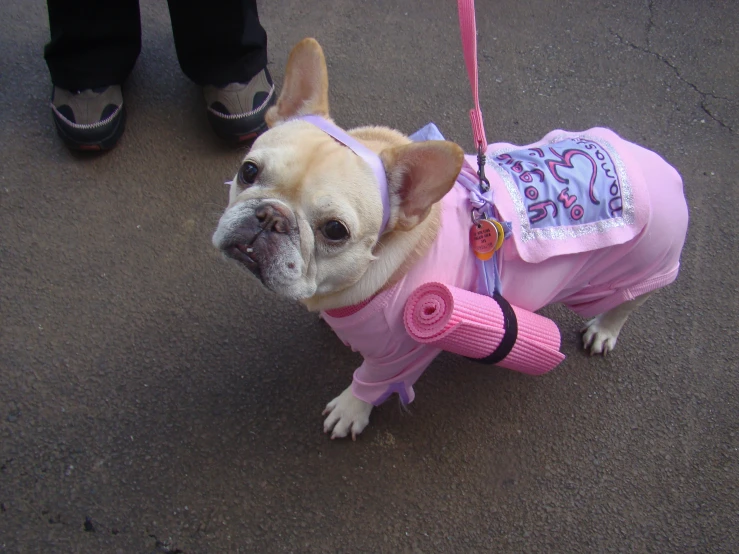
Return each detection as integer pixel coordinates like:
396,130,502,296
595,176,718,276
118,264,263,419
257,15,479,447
265,38,330,127
380,141,465,231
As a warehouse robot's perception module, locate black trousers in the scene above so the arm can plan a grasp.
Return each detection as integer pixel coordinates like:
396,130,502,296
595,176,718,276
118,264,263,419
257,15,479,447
44,0,268,90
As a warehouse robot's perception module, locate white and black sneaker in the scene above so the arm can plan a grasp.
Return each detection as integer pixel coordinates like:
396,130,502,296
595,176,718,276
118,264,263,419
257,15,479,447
204,68,276,144
51,85,126,151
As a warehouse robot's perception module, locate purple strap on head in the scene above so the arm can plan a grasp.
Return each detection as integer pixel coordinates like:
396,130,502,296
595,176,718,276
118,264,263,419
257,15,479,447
296,115,390,237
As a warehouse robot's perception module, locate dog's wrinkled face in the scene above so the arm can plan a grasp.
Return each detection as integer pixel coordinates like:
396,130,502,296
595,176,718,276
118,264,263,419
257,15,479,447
212,121,384,300
212,38,464,308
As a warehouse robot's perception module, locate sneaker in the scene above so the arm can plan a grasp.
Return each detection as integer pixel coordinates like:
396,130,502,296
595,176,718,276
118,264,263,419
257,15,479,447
204,68,276,144
51,86,126,151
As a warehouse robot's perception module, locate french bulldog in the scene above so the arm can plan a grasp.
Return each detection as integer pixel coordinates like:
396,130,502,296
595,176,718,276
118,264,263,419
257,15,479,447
212,38,689,439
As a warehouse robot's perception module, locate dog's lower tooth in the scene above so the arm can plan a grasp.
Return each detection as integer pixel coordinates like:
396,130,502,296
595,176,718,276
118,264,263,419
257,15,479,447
246,247,254,253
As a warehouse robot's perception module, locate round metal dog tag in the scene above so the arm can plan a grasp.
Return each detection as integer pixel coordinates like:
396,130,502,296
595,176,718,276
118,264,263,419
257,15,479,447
470,219,499,261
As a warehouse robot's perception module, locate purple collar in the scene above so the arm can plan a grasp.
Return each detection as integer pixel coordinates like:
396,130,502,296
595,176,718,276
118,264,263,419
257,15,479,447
295,115,390,237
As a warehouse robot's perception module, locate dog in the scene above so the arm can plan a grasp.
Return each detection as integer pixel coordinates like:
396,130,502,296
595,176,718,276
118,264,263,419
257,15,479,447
212,38,689,440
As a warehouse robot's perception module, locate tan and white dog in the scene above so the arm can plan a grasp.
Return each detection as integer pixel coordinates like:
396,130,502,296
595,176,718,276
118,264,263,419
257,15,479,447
212,38,688,439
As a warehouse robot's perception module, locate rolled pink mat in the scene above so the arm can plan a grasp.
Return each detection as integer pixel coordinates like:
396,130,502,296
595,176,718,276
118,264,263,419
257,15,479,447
403,282,565,375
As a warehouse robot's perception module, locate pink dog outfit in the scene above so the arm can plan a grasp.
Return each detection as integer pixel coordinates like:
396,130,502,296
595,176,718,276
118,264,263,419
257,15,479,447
321,123,689,406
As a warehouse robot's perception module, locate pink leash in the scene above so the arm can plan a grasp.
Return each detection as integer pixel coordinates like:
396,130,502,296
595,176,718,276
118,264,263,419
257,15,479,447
457,0,487,149
457,0,490,191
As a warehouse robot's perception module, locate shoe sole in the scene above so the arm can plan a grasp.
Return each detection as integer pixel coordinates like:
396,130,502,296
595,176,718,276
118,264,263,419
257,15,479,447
234,120,268,144
207,94,275,145
53,107,126,152
207,115,270,145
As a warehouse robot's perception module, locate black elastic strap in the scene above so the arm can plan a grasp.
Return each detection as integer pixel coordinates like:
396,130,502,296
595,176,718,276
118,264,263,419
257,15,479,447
467,292,518,365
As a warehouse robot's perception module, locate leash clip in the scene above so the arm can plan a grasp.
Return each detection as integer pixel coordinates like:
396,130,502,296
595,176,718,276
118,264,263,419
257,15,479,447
476,143,490,193
470,206,486,224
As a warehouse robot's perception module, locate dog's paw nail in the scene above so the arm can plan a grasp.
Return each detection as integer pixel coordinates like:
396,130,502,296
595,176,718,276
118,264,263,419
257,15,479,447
322,388,372,440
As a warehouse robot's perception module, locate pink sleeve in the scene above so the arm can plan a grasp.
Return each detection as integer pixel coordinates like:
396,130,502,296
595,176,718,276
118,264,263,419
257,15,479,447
351,344,442,406
323,250,470,407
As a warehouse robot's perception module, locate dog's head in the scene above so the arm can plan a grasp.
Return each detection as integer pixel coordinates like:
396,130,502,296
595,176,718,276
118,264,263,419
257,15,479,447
212,38,464,307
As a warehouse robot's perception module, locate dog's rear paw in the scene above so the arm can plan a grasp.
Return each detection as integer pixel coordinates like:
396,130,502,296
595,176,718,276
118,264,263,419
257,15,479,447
581,317,620,356
322,386,373,440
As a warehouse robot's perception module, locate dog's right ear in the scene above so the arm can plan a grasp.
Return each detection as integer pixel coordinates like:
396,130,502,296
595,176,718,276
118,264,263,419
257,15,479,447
265,38,330,127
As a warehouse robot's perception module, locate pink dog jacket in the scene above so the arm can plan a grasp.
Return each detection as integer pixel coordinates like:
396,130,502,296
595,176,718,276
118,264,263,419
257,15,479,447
322,126,689,406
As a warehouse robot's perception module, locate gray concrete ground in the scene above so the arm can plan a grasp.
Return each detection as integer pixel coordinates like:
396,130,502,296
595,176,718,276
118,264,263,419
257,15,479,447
1,0,738,552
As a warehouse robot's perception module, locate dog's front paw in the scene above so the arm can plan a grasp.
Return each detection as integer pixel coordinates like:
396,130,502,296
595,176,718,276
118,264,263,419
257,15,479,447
322,387,373,440
581,316,620,356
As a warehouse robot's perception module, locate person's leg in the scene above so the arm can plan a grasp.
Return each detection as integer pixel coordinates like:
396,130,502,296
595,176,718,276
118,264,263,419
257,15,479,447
44,0,141,150
167,0,266,86
167,0,275,143
44,0,141,90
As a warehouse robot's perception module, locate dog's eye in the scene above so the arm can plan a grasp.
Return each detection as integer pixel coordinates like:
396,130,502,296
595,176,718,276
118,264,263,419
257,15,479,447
322,220,350,241
239,162,259,185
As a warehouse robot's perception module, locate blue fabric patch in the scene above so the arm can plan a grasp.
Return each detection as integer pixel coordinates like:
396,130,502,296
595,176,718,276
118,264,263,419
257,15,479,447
409,123,446,142
493,138,624,229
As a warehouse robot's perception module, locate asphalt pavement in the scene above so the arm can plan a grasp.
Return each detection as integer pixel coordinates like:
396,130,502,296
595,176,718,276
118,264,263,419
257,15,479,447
1,0,737,552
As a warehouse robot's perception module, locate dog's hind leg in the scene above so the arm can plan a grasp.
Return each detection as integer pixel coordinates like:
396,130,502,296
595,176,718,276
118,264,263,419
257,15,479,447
581,292,654,356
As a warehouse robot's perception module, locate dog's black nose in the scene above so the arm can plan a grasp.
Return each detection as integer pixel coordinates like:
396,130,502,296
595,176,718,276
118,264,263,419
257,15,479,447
255,204,293,234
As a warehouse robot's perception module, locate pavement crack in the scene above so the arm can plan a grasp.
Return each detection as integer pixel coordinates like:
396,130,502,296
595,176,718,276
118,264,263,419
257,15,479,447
149,533,185,553
611,31,737,134
699,100,736,134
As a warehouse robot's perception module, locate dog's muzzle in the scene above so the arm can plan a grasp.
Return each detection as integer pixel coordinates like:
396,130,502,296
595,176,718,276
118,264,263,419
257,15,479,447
218,201,299,281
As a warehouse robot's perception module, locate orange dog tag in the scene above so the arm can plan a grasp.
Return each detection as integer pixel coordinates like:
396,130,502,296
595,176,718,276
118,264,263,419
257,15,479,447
470,219,499,261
